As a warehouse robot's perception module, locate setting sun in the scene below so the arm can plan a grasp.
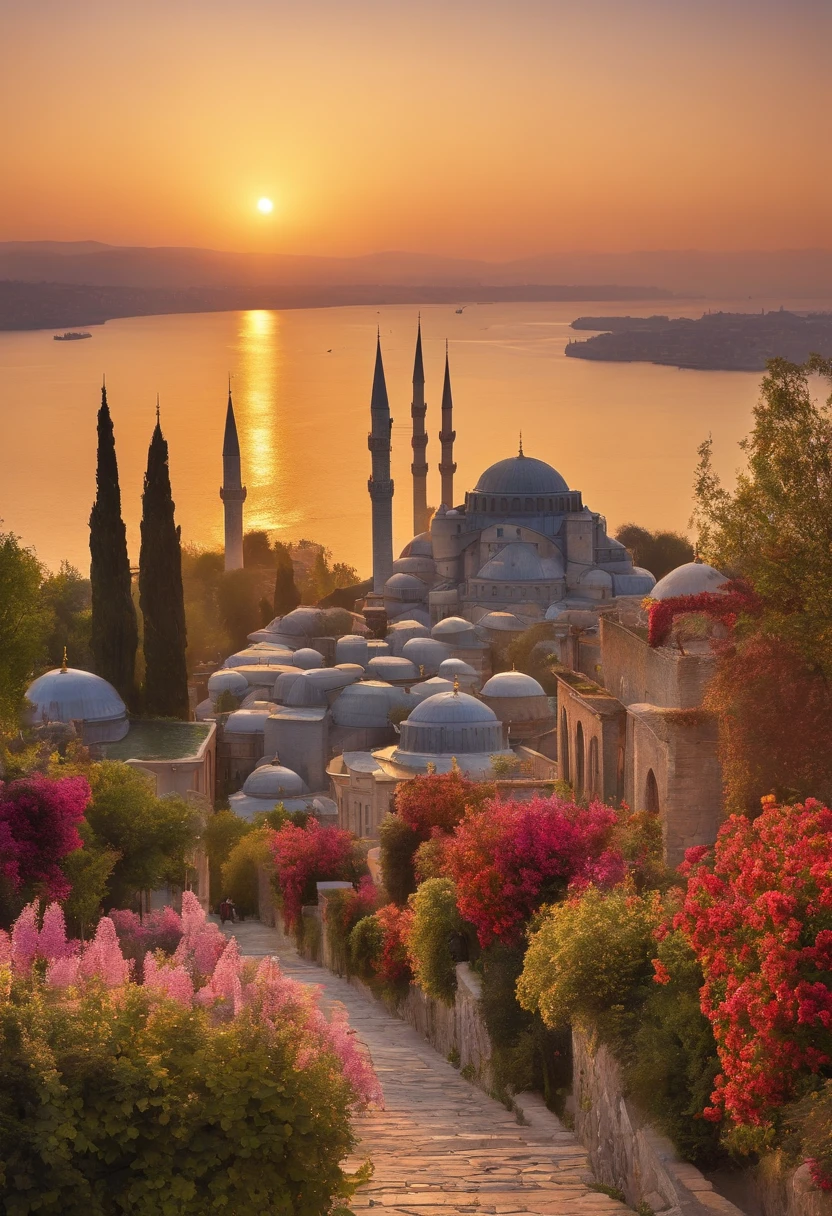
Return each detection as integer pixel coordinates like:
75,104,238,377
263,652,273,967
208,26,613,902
256,197,274,215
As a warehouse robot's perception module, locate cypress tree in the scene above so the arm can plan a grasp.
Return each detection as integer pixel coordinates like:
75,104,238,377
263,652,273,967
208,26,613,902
89,383,138,706
139,413,189,718
273,543,301,616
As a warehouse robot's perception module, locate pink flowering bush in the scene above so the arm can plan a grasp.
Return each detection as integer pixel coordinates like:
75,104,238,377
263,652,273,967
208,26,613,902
270,818,363,931
0,893,381,1214
0,774,89,908
675,798,832,1149
443,793,624,946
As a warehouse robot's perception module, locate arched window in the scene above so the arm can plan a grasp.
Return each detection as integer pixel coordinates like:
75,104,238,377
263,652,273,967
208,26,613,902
537,497,544,511
588,737,599,797
560,708,570,782
512,498,521,511
575,722,585,799
645,769,660,814
500,497,508,511
525,498,534,511
490,498,496,511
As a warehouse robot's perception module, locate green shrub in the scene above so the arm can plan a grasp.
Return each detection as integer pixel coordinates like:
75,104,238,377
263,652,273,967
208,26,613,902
378,813,420,905
408,878,462,1004
324,880,380,976
349,913,384,982
0,981,360,1215
204,809,254,908
220,825,275,918
517,887,662,1040
624,930,721,1165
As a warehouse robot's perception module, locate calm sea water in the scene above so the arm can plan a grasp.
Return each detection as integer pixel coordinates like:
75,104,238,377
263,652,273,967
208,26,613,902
1,299,826,576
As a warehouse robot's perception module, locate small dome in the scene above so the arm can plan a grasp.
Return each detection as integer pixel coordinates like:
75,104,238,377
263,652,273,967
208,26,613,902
285,667,357,707
367,656,419,681
223,647,293,668
409,677,456,701
243,761,307,799
223,707,274,734
391,555,436,579
477,542,564,582
651,562,729,601
402,636,454,674
438,658,478,681
331,680,411,728
384,573,428,601
477,611,527,633
399,532,433,558
335,663,365,679
366,639,391,659
386,620,430,656
277,607,325,637
273,669,304,702
432,616,472,638
473,453,569,497
292,648,324,669
25,667,127,741
481,671,546,698
578,568,613,588
335,635,369,666
407,690,497,726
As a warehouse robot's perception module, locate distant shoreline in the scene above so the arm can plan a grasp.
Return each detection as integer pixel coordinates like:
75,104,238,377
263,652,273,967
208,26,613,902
0,280,676,333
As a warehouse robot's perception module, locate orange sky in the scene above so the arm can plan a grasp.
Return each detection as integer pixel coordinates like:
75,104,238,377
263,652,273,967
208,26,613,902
1,0,829,259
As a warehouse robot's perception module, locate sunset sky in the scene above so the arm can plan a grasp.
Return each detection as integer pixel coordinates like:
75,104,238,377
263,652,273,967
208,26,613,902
1,0,829,259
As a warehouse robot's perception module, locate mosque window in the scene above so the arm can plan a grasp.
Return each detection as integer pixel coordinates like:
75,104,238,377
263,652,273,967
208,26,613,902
512,498,521,511
525,498,533,511
496,527,503,537
500,498,508,511
537,498,544,511
490,498,496,511
492,586,497,595
516,528,521,537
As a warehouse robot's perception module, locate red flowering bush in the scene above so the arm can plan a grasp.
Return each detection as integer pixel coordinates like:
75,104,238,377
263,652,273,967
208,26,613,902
0,774,89,909
324,876,381,975
394,770,494,837
646,581,760,648
443,794,624,946
675,797,832,1145
373,903,414,988
270,819,361,931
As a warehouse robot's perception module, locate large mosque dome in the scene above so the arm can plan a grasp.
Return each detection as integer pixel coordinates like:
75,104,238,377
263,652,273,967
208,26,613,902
473,453,569,496
25,667,128,743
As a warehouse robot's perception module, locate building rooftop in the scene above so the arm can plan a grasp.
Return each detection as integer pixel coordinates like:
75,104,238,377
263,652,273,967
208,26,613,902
100,720,212,761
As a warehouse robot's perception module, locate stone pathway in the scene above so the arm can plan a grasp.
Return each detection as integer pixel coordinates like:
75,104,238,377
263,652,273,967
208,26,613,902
220,918,627,1216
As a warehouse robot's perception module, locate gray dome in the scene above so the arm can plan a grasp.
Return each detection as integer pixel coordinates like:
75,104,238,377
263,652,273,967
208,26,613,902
277,608,325,637
481,671,546,698
398,691,504,756
208,669,250,700
391,555,436,580
438,658,479,682
25,667,127,742
410,677,456,701
273,669,304,702
401,637,453,673
477,611,527,633
335,635,369,666
223,647,293,668
331,681,411,728
285,667,357,707
474,453,568,496
387,621,430,655
367,656,419,681
223,707,275,734
384,573,428,600
651,562,728,601
477,542,564,582
366,639,391,659
243,761,307,798
399,532,433,558
292,648,324,669
432,616,473,638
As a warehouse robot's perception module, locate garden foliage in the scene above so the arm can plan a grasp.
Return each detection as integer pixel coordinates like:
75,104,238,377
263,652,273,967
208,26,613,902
270,818,362,931
407,877,462,1004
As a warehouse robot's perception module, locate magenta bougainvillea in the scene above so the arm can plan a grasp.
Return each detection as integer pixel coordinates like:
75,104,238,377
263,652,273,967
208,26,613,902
674,797,832,1135
646,580,760,648
270,819,357,931
0,774,89,901
443,794,624,946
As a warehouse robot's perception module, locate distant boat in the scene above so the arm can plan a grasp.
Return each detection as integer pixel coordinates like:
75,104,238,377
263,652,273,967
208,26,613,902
54,331,91,341
455,307,465,314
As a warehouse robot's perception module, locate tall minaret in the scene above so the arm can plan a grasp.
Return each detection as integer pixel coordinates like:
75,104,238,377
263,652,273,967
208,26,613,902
220,382,247,571
410,317,429,536
438,341,456,509
368,334,395,594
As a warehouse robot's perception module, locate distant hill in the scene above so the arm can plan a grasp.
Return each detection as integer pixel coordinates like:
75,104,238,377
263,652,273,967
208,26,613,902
1,242,830,298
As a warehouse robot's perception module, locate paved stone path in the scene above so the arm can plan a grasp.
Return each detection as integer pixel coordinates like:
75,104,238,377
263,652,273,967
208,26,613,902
220,919,626,1216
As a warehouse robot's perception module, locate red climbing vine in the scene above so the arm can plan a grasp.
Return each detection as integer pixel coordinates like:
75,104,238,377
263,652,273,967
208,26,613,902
646,581,761,648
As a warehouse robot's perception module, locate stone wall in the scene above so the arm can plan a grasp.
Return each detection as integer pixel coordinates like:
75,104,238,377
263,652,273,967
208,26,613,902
572,1027,743,1216
600,617,715,711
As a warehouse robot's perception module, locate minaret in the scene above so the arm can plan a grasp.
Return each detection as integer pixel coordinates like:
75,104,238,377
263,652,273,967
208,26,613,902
368,334,394,594
220,382,247,571
438,341,456,508
410,317,429,536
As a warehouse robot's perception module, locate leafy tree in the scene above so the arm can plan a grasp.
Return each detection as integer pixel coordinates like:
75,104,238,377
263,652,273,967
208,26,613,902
181,545,227,668
204,809,253,907
41,562,92,671
273,541,301,616
690,356,832,669
84,762,200,908
221,825,275,917
407,877,463,1004
89,385,139,705
615,523,694,581
217,567,263,652
138,419,188,717
242,529,275,567
0,531,52,728
61,843,119,940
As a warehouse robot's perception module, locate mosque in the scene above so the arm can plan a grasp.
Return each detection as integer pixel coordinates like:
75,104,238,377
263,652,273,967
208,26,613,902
26,332,726,874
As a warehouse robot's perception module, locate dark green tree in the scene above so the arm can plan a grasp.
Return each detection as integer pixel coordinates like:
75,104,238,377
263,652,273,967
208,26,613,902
217,568,262,651
138,415,189,717
273,542,301,616
0,530,52,729
89,385,139,706
615,523,694,581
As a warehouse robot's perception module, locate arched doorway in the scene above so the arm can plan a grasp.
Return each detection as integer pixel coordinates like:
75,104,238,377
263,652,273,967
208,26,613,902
645,768,660,814
588,736,599,798
575,722,585,799
560,708,570,782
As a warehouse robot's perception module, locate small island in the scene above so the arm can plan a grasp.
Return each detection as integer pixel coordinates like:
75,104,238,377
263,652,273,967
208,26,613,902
565,309,832,370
